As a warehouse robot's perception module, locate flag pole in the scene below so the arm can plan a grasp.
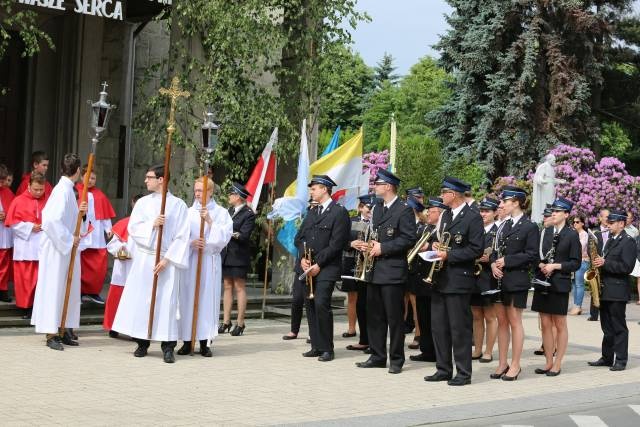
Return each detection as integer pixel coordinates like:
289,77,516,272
261,156,277,319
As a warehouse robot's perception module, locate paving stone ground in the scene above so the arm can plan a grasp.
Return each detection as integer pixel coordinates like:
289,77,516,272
3,297,639,426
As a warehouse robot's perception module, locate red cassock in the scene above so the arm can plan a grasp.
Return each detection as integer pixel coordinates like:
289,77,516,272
76,184,116,295
0,187,15,291
4,189,46,308
16,173,52,202
103,217,129,331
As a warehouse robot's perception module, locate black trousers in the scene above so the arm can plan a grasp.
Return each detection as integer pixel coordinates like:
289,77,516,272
135,339,176,351
599,300,628,364
366,283,405,368
356,283,369,346
415,294,436,358
431,291,472,379
590,299,599,320
290,277,306,334
305,280,335,353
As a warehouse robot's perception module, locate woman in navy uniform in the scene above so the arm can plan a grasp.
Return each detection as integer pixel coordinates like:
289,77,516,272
532,198,581,376
471,197,499,363
220,183,256,336
355,169,417,374
342,194,375,352
341,196,373,340
409,196,445,363
404,187,425,347
424,177,483,386
490,186,539,381
295,175,351,362
588,209,637,371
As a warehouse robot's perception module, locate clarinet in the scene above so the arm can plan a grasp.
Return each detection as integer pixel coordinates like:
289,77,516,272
532,230,560,293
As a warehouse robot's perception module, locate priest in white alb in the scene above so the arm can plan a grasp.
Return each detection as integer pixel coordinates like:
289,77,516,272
31,154,88,351
177,177,232,357
112,164,190,364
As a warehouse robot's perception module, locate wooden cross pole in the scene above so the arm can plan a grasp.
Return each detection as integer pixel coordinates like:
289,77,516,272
147,76,190,339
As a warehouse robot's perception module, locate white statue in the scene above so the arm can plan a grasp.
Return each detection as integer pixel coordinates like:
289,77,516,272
531,154,566,223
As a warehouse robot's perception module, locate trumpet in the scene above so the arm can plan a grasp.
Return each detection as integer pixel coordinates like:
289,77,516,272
407,228,433,265
303,242,315,299
341,222,377,282
424,228,451,285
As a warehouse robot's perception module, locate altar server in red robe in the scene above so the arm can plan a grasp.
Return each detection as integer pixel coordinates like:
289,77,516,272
4,172,47,317
16,151,52,201
0,164,15,302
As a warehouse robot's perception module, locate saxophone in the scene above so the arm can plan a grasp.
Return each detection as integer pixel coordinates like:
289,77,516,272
584,232,602,308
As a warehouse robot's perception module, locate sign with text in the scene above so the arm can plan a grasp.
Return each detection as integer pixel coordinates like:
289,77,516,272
15,0,172,21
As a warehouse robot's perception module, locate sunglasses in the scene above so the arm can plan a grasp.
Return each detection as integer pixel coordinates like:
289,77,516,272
573,220,582,224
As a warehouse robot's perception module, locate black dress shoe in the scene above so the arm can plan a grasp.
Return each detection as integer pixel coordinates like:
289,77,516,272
230,324,245,336
108,330,119,339
587,316,598,321
424,372,452,382
502,368,521,381
472,354,482,360
177,342,191,355
363,347,372,354
546,369,561,376
163,349,175,363
479,356,493,363
533,349,545,356
46,336,64,351
388,365,402,374
218,322,232,334
490,366,509,379
610,363,626,371
21,308,32,320
356,359,386,368
342,331,356,338
588,358,613,367
409,353,436,362
282,333,298,340
306,338,311,344
448,376,471,386
61,332,79,346
134,345,148,357
0,290,12,302
69,329,78,340
318,351,335,362
302,349,321,357
346,344,369,351
199,340,213,358
535,368,550,374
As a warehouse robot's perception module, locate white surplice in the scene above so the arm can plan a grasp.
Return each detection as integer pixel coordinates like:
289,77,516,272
178,199,232,342
112,192,190,342
0,198,12,250
79,192,112,250
31,176,85,334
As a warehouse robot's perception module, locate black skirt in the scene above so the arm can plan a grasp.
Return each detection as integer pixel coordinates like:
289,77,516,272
222,266,248,279
531,291,569,315
500,290,529,309
470,293,493,307
341,278,359,292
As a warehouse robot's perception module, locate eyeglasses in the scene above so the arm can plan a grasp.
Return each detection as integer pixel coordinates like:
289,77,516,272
573,220,582,224
144,175,158,180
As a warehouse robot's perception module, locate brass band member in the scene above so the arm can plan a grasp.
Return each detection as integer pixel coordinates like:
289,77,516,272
343,194,375,352
405,187,425,348
295,175,350,362
471,197,499,363
220,183,256,336
425,177,483,386
355,169,417,374
532,198,581,376
588,209,637,371
490,186,539,381
534,204,554,357
409,196,446,363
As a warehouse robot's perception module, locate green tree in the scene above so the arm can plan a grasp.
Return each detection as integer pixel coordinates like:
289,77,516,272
396,133,443,197
318,43,375,131
0,0,54,94
374,52,399,87
433,0,633,182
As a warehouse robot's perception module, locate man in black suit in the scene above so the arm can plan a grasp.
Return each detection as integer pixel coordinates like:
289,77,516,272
295,175,350,362
355,169,417,374
220,182,256,336
409,196,447,363
588,209,637,371
425,177,484,386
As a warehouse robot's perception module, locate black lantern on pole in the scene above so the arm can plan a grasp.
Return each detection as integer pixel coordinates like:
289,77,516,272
88,82,116,145
201,110,219,154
